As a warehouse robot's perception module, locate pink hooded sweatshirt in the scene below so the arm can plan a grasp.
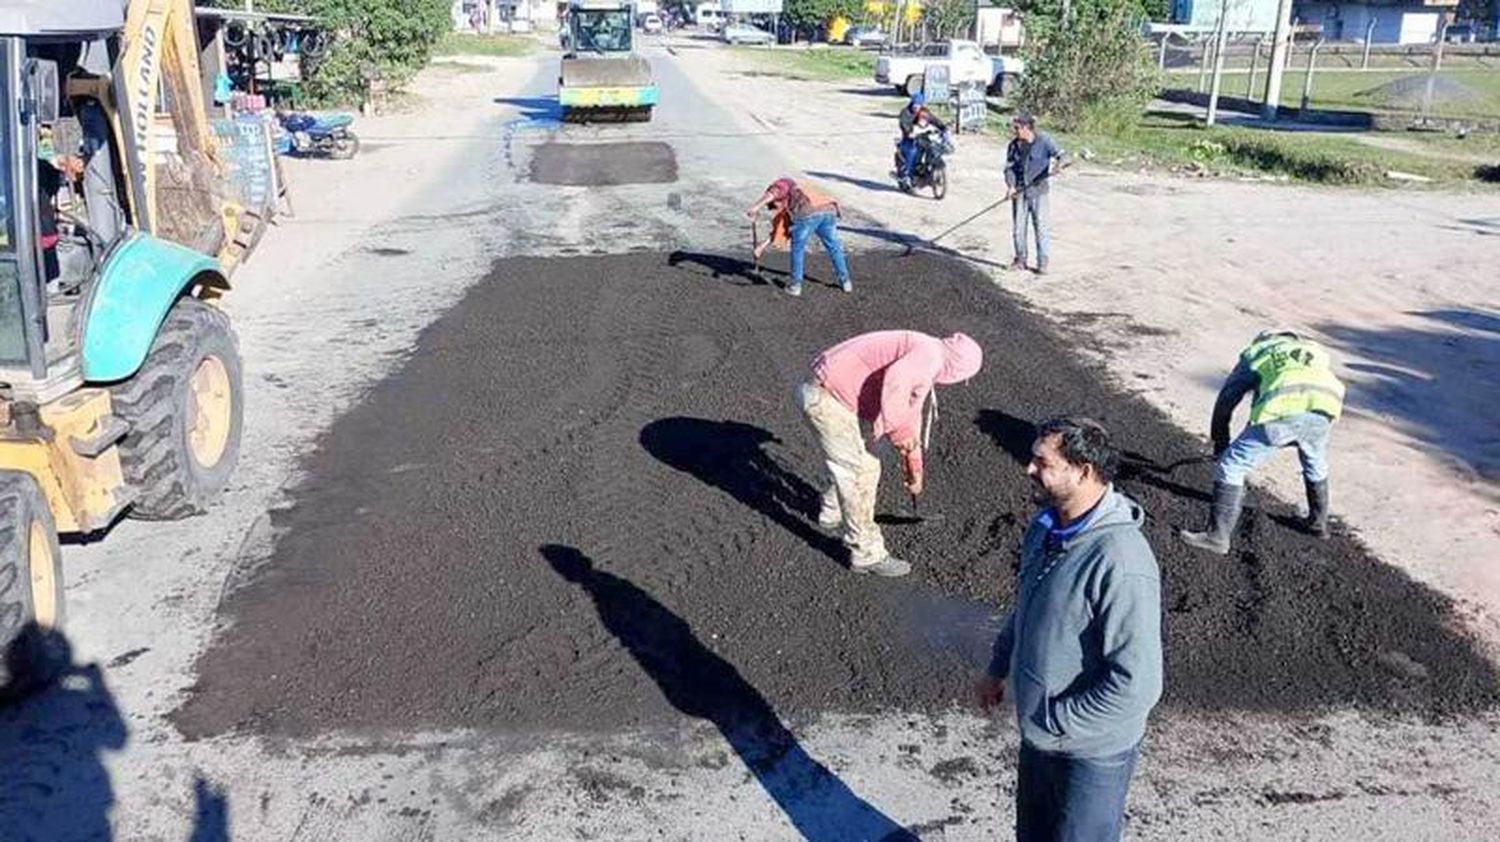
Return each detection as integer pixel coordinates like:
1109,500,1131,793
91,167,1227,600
811,330,984,446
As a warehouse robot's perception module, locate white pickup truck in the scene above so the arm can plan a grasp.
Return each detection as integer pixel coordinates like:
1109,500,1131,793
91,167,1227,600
874,39,1026,97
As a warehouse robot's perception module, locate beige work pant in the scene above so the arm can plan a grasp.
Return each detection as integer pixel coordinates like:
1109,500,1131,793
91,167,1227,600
797,381,888,567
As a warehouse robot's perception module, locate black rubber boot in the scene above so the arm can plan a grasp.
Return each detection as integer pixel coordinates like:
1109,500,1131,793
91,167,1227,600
1304,478,1330,538
1179,482,1246,555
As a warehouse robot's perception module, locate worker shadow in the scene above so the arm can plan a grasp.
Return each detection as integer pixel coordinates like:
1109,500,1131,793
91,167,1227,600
1317,307,1500,488
803,170,903,195
840,225,1008,270
666,250,785,285
638,417,848,567
837,87,902,98
541,545,916,842
0,628,126,841
0,628,231,841
973,409,1214,504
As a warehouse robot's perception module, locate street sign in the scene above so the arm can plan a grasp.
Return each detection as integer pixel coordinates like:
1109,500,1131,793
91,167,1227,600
923,64,951,104
956,80,986,133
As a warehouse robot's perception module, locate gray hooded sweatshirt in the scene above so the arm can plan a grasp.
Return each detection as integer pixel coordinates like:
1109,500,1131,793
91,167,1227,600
987,488,1163,758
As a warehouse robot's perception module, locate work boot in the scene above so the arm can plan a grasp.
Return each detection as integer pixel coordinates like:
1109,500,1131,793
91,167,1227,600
783,282,802,297
1009,257,1027,271
851,556,911,577
1303,478,1330,538
1179,482,1246,556
838,277,853,293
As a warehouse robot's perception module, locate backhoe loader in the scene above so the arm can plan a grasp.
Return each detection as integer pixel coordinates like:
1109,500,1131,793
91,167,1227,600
0,0,267,695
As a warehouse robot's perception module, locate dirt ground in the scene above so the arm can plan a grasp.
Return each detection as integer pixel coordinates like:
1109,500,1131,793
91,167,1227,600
685,46,1500,646
3,36,1500,842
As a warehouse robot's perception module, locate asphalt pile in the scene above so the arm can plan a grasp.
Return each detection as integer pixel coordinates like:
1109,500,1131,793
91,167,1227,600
173,249,1499,739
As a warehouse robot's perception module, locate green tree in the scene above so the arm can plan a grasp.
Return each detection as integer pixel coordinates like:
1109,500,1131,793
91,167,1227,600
204,0,454,104
924,0,977,38
783,0,862,33
1015,0,1160,131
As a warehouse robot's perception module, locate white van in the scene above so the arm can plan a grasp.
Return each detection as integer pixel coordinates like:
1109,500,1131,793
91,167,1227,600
696,3,723,29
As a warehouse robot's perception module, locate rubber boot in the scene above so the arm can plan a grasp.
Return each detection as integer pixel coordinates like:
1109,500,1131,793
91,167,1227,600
1304,478,1330,538
1179,482,1246,555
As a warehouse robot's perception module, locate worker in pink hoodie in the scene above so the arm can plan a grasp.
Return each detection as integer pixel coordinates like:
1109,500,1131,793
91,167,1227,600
799,330,984,576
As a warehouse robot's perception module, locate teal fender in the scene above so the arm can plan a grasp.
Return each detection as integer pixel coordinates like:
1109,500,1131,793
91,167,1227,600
80,233,228,382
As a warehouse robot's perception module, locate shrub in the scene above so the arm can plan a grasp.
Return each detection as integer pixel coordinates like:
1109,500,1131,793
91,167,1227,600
1016,0,1159,131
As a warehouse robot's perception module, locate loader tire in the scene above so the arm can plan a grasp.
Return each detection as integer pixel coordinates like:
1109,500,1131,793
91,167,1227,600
111,297,244,521
0,470,65,700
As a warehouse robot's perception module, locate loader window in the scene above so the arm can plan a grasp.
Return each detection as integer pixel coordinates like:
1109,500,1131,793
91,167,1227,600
0,52,28,368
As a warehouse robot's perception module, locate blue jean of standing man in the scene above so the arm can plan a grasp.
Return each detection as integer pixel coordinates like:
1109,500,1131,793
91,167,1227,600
789,211,851,294
1012,188,1049,270
1017,742,1140,842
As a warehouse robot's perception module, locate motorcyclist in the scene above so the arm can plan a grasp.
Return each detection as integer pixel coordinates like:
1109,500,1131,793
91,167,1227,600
897,92,926,190
901,104,948,190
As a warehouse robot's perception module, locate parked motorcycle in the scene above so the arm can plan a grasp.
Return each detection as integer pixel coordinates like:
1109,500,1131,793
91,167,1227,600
279,111,360,160
893,129,954,200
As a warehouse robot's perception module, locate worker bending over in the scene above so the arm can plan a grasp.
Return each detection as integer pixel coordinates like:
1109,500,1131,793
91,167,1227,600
1181,330,1346,555
798,330,983,577
747,178,851,297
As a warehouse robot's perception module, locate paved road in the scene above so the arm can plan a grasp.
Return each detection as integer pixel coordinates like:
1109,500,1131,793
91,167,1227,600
3,39,1498,842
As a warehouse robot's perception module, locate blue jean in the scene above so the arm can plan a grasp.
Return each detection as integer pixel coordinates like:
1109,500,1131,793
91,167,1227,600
1012,189,1050,265
789,211,850,286
1016,741,1140,842
899,139,918,178
1215,412,1332,487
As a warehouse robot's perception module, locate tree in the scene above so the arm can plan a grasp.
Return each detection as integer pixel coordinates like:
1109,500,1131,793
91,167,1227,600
204,0,454,104
1015,0,1159,131
923,0,977,39
783,0,863,33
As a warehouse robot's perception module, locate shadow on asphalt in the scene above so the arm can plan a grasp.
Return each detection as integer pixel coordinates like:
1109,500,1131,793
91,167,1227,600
0,629,125,840
841,225,1009,270
542,545,917,842
667,250,783,285
0,629,230,841
838,87,901,98
804,170,904,195
639,417,848,568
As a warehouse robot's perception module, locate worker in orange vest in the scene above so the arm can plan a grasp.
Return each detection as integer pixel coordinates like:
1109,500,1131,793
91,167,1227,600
746,178,852,297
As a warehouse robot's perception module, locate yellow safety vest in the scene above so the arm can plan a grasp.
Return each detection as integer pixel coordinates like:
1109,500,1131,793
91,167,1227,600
1243,335,1345,425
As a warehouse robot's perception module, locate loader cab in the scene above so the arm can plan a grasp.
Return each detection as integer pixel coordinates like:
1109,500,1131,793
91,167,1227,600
0,20,133,402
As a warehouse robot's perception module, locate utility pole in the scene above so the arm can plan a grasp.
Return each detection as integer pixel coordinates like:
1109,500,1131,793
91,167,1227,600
1261,0,1294,120
1206,0,1231,126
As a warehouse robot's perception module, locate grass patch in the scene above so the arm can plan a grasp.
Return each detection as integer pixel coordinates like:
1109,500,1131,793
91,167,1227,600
1001,110,1490,186
433,32,536,58
731,46,876,82
1164,69,1500,121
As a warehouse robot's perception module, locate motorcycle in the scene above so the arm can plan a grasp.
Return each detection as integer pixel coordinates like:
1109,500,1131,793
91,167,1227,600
893,129,954,200
278,111,360,160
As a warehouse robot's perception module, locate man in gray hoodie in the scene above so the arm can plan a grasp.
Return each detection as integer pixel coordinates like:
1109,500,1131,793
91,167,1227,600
977,416,1163,842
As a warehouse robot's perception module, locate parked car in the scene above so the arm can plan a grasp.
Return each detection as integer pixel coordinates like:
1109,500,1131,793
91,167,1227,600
721,23,775,45
641,12,663,33
988,53,1026,97
875,40,990,96
843,25,886,48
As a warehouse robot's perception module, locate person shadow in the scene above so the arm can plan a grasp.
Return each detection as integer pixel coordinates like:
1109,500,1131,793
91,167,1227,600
0,628,231,842
638,417,848,567
0,627,126,842
666,250,782,285
541,545,917,842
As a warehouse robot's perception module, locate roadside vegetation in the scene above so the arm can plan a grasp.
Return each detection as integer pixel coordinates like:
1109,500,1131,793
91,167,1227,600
1001,109,1492,186
731,45,876,81
1163,68,1500,122
433,31,537,58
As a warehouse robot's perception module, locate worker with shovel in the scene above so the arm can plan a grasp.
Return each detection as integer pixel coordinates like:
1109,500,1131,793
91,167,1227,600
1180,330,1346,555
746,178,851,297
1005,113,1066,275
797,330,983,577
